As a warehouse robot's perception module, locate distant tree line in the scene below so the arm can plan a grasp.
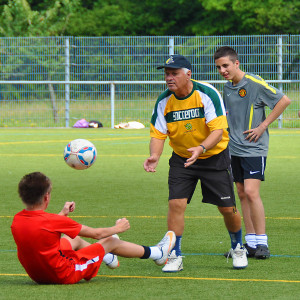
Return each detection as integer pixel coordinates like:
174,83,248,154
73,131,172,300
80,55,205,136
0,0,299,37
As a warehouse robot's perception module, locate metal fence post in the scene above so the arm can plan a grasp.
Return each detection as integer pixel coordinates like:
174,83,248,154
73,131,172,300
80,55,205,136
110,82,115,129
169,37,174,55
65,37,70,128
278,35,283,129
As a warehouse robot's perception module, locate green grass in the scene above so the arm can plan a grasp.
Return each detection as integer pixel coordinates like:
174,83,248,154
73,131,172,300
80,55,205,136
0,128,300,299
0,88,299,128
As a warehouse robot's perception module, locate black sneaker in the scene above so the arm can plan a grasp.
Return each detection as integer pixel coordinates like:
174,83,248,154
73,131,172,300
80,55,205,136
254,244,270,259
244,243,256,258
224,243,256,258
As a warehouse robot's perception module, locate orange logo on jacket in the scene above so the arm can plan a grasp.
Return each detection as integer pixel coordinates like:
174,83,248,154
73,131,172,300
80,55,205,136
238,88,247,98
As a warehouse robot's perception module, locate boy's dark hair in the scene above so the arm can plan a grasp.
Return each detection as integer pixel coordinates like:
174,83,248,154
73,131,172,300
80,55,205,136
214,46,239,62
18,172,52,205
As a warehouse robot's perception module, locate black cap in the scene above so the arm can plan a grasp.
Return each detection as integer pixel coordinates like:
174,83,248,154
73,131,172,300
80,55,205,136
157,54,192,70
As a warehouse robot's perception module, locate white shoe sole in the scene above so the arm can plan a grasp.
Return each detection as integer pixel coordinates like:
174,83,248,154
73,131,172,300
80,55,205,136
162,264,183,273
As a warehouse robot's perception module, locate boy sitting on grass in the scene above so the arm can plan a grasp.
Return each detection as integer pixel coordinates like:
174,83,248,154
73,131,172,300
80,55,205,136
11,172,175,284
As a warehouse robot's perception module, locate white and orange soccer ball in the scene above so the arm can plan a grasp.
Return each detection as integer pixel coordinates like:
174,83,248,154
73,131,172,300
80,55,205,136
64,139,97,170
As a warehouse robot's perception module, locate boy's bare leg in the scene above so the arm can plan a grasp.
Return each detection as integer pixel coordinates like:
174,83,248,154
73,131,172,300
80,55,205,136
62,235,91,250
98,236,145,257
63,235,145,257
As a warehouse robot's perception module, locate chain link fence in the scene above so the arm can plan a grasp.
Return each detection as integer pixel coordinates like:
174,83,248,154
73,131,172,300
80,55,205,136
0,35,299,128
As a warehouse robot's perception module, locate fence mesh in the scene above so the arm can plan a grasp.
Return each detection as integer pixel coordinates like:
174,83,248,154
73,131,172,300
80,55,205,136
0,35,299,128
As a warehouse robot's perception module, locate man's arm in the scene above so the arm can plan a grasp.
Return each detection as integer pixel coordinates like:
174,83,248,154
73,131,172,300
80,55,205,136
184,129,223,168
244,95,291,142
143,137,165,172
79,218,130,240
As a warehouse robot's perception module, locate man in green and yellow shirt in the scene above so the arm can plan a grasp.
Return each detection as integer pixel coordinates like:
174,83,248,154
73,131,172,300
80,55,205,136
144,54,248,272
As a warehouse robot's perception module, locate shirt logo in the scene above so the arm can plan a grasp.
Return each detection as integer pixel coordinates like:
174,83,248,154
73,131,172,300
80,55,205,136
250,170,260,175
172,108,201,121
165,107,204,123
238,88,247,98
185,123,192,131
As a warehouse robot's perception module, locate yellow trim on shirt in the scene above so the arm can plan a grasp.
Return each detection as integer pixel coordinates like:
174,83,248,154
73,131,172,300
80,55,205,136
245,74,276,94
248,104,254,130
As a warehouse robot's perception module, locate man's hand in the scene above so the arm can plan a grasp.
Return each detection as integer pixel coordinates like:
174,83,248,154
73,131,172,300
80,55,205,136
115,218,130,233
59,201,75,216
184,129,222,167
184,146,203,168
243,124,267,142
144,137,165,172
143,156,159,172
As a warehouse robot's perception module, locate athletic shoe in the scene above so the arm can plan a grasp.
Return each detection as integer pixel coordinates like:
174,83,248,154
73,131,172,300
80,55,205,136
228,243,248,269
224,243,256,258
105,254,119,269
255,244,270,259
162,250,183,273
244,243,256,258
154,231,176,266
105,234,120,269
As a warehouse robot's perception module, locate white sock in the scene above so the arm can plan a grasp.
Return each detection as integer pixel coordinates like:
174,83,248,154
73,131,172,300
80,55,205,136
256,234,268,247
149,246,162,260
245,233,257,248
103,253,114,264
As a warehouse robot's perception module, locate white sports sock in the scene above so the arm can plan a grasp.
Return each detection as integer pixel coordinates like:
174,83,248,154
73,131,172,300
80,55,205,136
103,253,114,264
149,246,162,260
245,233,257,248
256,234,268,247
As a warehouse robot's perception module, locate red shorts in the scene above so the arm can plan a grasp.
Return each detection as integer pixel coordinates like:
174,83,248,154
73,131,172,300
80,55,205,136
60,238,105,284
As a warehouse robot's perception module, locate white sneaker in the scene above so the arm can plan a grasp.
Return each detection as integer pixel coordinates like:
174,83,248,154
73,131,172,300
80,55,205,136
154,231,176,266
162,250,183,272
228,243,248,269
105,234,120,269
105,254,119,269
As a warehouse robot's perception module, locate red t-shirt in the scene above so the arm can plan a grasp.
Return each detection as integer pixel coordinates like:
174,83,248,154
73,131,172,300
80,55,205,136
11,210,86,284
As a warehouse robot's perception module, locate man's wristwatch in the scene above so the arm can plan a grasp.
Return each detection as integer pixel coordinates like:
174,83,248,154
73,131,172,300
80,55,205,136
200,144,206,153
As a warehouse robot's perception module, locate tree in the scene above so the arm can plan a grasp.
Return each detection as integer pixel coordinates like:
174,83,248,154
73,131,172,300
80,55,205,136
66,0,134,36
0,0,299,36
0,0,80,36
198,0,300,35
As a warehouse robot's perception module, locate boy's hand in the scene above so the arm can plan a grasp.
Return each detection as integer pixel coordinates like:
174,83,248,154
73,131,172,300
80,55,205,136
59,201,75,216
115,218,130,233
243,124,267,142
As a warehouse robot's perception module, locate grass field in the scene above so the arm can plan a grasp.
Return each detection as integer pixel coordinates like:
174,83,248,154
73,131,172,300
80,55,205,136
0,128,299,299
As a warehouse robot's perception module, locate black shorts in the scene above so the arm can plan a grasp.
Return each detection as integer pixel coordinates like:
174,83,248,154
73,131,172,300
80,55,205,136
168,149,236,207
231,156,267,182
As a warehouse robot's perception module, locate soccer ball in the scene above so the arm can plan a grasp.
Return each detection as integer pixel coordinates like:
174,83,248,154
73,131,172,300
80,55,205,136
64,139,97,170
